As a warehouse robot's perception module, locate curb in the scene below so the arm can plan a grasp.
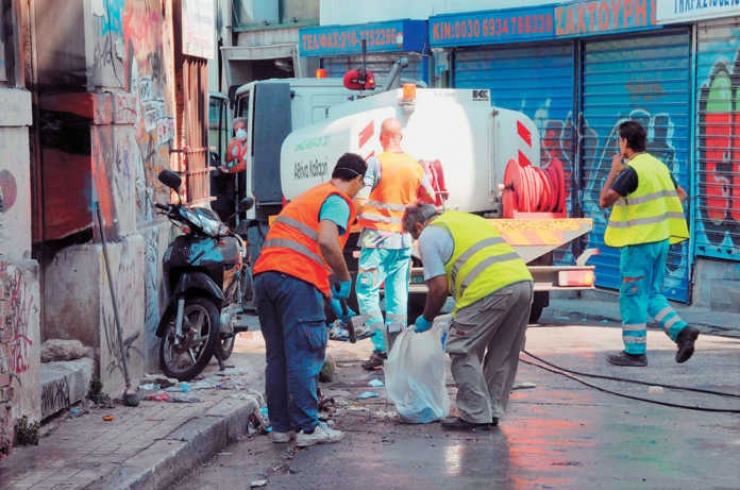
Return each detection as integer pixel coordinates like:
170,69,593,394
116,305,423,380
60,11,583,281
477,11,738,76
86,396,258,490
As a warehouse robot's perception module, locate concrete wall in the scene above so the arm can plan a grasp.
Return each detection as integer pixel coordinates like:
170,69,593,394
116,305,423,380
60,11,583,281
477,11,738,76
36,0,178,395
691,258,740,314
0,88,38,460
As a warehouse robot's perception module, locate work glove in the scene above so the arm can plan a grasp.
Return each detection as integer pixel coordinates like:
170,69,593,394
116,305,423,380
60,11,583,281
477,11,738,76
330,299,356,323
414,315,433,333
331,280,352,300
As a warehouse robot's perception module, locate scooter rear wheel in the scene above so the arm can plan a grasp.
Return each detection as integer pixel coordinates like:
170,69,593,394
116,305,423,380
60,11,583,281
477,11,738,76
159,296,220,381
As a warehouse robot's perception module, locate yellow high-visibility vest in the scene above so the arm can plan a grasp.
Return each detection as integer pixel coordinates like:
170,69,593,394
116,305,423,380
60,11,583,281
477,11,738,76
604,153,689,248
430,211,532,315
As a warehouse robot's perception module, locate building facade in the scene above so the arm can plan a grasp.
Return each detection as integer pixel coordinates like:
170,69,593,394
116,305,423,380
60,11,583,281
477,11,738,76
306,0,740,312
0,0,213,459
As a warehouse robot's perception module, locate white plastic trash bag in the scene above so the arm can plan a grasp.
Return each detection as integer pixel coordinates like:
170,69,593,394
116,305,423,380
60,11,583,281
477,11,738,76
385,318,451,424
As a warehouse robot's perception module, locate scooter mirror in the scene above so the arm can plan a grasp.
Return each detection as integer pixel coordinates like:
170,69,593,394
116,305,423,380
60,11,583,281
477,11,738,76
238,197,254,213
158,170,182,191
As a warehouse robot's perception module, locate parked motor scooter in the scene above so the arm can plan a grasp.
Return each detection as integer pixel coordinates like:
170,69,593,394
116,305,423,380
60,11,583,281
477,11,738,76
154,170,253,380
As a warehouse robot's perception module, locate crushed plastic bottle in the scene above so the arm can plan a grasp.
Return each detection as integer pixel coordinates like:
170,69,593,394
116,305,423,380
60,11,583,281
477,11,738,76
166,392,203,403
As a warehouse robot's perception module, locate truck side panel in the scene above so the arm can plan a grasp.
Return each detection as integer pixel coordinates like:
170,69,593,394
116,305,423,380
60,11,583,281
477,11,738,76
252,83,293,210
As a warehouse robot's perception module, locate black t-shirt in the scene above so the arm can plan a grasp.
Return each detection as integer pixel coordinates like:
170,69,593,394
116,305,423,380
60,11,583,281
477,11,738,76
611,167,679,197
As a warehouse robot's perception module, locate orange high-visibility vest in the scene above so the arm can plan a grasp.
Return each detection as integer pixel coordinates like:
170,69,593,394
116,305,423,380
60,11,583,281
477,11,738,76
253,182,356,297
358,151,424,233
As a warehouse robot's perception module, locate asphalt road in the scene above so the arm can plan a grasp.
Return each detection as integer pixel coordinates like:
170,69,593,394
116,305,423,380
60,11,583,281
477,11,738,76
171,317,740,490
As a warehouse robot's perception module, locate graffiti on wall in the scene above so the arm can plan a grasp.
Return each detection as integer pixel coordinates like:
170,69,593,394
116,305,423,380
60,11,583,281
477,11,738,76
43,0,173,242
100,248,142,379
697,48,740,258
41,376,70,418
91,0,126,87
0,263,35,376
0,170,17,214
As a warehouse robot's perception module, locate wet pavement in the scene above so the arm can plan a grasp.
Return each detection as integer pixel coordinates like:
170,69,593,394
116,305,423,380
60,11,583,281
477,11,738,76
171,318,740,490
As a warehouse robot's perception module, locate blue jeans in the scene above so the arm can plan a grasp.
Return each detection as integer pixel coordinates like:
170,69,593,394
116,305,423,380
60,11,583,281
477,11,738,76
355,247,411,354
255,271,327,433
619,240,688,355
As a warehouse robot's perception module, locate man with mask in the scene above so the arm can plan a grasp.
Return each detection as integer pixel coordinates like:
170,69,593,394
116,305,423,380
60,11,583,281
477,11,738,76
212,118,248,224
225,117,248,173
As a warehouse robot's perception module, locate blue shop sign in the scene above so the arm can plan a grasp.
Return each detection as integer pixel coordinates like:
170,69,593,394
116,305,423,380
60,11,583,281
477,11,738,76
429,6,556,47
299,19,427,57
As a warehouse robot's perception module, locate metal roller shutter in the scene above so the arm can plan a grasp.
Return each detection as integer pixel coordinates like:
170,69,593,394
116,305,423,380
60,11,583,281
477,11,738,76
323,53,427,86
581,29,691,302
695,18,740,260
454,43,577,262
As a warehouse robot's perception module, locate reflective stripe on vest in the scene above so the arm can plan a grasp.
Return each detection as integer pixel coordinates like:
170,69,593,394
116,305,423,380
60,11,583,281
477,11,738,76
358,152,423,233
605,153,689,248
430,211,532,315
253,182,355,296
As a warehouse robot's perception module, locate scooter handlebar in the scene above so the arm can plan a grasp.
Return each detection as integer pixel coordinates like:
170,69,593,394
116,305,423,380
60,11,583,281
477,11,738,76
154,203,169,211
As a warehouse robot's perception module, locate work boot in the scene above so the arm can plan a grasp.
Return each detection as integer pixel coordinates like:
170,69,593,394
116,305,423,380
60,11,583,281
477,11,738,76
361,351,387,371
607,351,648,367
441,417,494,431
675,326,699,363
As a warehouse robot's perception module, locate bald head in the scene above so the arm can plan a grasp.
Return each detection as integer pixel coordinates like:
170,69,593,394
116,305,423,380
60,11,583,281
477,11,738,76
379,117,404,152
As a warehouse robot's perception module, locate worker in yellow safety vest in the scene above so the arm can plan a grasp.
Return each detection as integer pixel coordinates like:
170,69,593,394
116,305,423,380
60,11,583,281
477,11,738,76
402,203,534,430
599,120,697,367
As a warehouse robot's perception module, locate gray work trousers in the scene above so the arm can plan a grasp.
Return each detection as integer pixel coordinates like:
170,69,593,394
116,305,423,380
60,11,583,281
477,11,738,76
446,280,534,423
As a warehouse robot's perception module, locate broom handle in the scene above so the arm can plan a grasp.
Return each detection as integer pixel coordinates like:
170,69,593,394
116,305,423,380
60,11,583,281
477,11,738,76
96,202,131,391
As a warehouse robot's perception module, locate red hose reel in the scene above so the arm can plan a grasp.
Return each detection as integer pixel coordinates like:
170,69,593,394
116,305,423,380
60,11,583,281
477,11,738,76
502,157,566,218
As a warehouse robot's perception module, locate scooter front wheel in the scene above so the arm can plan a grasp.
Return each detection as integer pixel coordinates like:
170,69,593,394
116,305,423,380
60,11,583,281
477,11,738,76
159,296,220,380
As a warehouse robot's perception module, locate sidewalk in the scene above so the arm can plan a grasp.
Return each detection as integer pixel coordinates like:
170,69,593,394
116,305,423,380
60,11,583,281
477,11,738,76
0,332,268,490
1,291,737,490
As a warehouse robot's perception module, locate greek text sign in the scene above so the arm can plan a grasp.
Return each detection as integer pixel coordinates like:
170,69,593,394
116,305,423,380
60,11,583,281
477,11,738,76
656,0,740,24
299,20,427,57
429,7,556,47
554,0,659,37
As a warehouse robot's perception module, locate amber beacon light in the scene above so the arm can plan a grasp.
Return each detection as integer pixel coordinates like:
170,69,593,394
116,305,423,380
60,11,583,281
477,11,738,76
315,68,328,79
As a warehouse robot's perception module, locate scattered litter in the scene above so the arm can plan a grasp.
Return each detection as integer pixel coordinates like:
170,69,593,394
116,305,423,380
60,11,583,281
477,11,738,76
102,415,115,422
219,368,247,376
70,409,81,415
147,391,203,403
511,382,537,391
581,318,588,322
166,393,203,403
555,316,570,321
357,391,379,400
600,319,610,324
250,479,268,488
149,391,170,402
138,383,160,391
141,373,178,388
368,379,384,388
648,386,664,394
165,382,194,393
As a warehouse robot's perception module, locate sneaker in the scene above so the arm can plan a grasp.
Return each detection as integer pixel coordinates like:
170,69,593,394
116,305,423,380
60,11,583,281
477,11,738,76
607,351,648,367
675,326,699,363
295,421,344,447
271,430,296,443
361,351,387,371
